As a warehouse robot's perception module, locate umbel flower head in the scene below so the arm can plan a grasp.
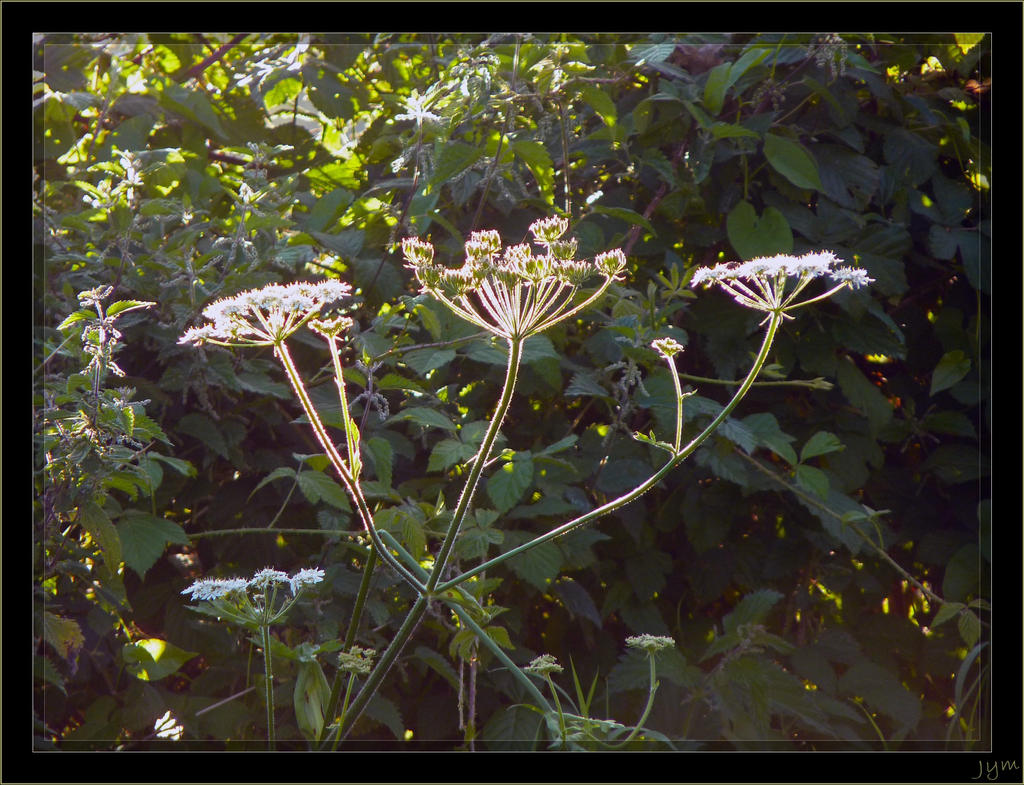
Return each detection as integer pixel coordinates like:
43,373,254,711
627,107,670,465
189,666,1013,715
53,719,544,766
402,217,627,340
181,566,326,628
691,251,872,322
179,279,351,348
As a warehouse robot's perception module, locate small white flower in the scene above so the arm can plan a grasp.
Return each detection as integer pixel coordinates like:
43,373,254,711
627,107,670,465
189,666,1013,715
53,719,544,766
288,567,325,595
524,654,563,676
651,337,684,360
179,279,351,348
248,568,291,591
180,577,250,602
690,251,872,321
401,222,626,340
626,634,676,654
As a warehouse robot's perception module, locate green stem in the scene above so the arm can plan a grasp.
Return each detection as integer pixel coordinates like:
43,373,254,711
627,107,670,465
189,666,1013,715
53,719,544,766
427,336,523,590
275,341,424,592
260,624,275,749
603,656,658,749
336,595,429,743
437,597,552,713
318,547,378,746
435,312,783,593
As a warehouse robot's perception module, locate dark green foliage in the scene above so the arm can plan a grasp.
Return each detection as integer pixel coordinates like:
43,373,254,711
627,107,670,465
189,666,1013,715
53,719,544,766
34,32,989,751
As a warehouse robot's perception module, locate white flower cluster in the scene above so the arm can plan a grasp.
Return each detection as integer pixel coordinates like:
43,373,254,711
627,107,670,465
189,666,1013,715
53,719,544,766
402,217,627,339
181,566,325,602
690,251,872,289
690,251,873,320
179,279,351,348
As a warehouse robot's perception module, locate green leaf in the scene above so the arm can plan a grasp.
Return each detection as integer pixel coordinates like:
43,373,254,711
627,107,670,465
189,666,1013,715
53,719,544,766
42,612,85,662
722,589,783,635
487,455,534,512
296,469,352,511
930,601,965,629
122,638,197,682
703,62,733,115
741,412,798,465
507,538,561,590
366,436,393,488
800,431,845,462
365,694,404,740
511,139,555,204
930,350,971,396
117,512,190,578
78,501,123,571
388,406,457,432
565,371,610,399
106,300,156,317
581,85,617,126
795,464,830,501
710,123,761,140
293,659,331,740
428,438,476,472
836,357,893,433
763,132,823,191
726,200,793,260
56,310,96,331
590,204,655,234
957,610,981,648
838,662,921,731
427,141,484,189
942,544,980,603
177,413,228,459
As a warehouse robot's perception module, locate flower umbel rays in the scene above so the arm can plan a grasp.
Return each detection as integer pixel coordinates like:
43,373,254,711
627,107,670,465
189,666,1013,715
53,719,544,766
690,251,873,322
402,217,626,340
178,279,351,348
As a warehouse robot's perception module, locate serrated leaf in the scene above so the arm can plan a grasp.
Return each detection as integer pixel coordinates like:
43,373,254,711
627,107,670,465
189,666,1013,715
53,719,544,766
565,371,610,398
177,413,228,458
741,412,798,465
122,638,197,681
428,141,484,189
838,662,921,731
388,406,457,432
117,512,190,578
723,589,783,635
511,139,555,203
929,350,971,396
297,469,352,511
414,645,460,690
581,85,617,126
507,539,561,590
366,436,393,488
42,612,85,662
931,601,965,629
590,204,655,234
78,501,123,571
365,694,404,739
957,610,981,648
764,132,823,191
836,357,893,433
800,431,845,462
487,456,534,512
106,299,155,317
56,310,95,331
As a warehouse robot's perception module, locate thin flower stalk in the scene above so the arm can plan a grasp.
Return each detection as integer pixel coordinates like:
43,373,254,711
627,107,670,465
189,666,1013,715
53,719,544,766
426,336,523,591
434,310,784,593
402,218,626,341
274,340,425,592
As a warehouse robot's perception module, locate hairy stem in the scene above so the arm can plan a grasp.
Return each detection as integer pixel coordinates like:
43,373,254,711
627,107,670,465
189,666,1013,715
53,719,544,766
435,313,782,593
427,336,523,590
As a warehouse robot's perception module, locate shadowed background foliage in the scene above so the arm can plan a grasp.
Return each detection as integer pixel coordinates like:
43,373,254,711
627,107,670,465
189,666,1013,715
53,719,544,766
34,32,989,751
